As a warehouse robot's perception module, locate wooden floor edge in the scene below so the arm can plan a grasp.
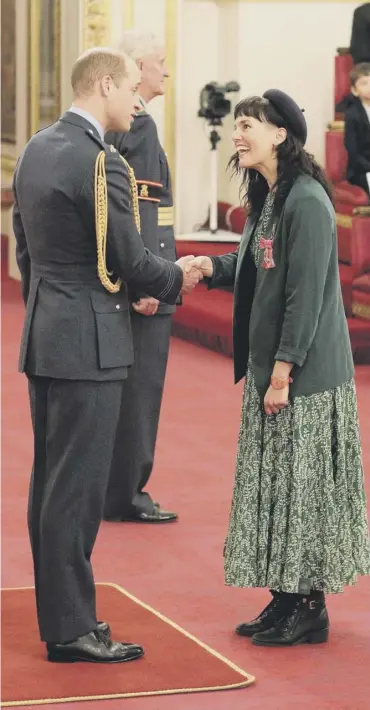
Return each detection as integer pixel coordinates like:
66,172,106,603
0,679,254,707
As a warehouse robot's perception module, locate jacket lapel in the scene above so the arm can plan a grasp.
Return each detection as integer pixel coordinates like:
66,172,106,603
235,214,258,281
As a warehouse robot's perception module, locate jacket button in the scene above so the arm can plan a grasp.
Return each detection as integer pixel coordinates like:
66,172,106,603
116,304,120,310
160,242,165,248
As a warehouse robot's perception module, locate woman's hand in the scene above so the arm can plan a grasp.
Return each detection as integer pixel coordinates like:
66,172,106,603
264,384,290,416
188,256,214,278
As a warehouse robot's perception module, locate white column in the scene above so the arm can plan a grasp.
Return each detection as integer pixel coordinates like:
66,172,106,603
175,0,220,234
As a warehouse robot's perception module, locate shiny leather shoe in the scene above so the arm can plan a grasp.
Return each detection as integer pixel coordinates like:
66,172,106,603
96,621,111,641
252,596,329,647
124,508,178,523
47,627,144,663
236,592,292,637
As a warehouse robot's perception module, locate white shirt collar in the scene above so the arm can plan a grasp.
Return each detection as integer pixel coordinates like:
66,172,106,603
68,106,105,141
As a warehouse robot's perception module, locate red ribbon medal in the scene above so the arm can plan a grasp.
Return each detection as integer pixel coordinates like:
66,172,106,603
259,225,276,269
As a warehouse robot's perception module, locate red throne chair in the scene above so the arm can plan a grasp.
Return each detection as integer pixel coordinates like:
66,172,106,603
334,48,353,119
325,128,370,315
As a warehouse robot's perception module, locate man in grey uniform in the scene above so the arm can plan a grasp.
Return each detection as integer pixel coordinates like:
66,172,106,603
104,31,179,523
13,47,200,663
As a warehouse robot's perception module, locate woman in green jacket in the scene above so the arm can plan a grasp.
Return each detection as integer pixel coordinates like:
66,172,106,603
192,90,370,647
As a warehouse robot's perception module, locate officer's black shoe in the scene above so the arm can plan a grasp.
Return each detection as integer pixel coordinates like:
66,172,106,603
252,595,329,647
47,627,144,663
236,591,292,637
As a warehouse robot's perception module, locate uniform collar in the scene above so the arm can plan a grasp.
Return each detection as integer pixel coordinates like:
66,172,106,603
68,106,105,141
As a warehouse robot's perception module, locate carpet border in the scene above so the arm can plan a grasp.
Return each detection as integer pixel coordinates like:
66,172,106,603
1,583,255,707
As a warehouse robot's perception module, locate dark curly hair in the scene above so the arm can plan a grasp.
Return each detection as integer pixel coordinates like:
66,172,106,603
228,96,332,216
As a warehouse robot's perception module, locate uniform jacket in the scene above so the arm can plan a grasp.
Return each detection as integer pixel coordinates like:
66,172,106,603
13,111,182,381
208,176,354,396
350,3,370,64
344,96,370,194
106,106,177,315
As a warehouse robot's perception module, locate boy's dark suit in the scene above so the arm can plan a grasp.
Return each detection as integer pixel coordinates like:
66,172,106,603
104,105,178,522
13,110,182,643
344,96,370,195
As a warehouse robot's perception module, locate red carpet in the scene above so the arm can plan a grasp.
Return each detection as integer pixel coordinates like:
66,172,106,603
1,585,253,706
2,271,370,710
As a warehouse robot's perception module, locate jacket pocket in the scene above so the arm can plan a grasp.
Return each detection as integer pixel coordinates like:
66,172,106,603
90,290,134,369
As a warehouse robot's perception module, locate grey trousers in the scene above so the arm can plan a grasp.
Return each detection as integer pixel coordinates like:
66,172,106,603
27,376,123,643
104,313,172,518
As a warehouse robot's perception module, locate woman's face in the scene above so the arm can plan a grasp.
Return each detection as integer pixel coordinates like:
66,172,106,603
232,114,285,170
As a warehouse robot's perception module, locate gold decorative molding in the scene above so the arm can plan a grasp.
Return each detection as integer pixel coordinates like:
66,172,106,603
28,0,61,137
327,120,344,132
336,213,352,229
29,0,41,136
122,0,134,29
353,302,370,320
164,0,177,191
82,0,111,50
354,206,370,217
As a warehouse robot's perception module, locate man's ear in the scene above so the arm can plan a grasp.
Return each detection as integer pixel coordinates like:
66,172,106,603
100,75,111,97
351,86,358,97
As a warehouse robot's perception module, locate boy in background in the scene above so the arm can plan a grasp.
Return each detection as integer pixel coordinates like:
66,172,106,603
344,62,370,196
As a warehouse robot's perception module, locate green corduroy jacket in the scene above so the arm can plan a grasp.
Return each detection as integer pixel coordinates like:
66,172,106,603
208,175,354,397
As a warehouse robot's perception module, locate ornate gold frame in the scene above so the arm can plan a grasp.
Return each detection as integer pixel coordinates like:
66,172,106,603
122,0,135,29
28,0,61,137
164,0,177,187
82,0,111,50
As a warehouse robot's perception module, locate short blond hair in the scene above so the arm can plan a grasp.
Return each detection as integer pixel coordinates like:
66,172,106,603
71,47,130,96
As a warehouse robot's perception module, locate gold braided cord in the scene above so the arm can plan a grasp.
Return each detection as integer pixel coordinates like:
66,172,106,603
119,154,141,234
94,151,141,294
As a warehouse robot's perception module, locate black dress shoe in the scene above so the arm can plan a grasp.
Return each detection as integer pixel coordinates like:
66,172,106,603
47,627,144,663
236,591,292,637
123,508,178,523
252,596,329,647
96,621,111,641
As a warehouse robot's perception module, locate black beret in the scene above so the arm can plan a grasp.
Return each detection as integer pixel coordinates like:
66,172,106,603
263,89,307,145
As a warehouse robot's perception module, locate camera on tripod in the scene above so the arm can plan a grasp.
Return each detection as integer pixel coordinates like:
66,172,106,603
198,81,240,126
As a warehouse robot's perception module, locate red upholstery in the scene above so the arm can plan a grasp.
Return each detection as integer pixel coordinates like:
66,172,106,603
227,206,246,235
172,281,233,358
334,52,353,116
176,241,237,260
326,130,368,206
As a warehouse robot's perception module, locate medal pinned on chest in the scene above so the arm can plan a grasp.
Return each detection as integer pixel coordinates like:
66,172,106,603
260,223,276,269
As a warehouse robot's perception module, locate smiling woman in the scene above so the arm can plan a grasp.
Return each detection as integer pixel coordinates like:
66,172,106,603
190,88,370,649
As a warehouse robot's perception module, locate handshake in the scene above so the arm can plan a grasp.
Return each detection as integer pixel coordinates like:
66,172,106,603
176,255,214,295
133,255,214,316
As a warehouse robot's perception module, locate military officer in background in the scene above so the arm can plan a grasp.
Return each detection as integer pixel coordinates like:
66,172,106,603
13,47,200,663
104,31,179,523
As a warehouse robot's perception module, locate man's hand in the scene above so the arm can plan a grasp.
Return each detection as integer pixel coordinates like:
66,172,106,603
132,296,159,316
176,255,203,294
188,256,214,278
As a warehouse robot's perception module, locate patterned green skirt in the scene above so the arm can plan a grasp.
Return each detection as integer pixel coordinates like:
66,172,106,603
224,365,370,594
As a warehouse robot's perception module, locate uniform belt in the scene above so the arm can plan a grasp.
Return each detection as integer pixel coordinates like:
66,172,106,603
31,261,102,283
158,206,174,227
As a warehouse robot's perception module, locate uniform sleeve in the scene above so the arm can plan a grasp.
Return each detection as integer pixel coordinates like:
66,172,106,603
79,150,183,304
275,196,334,367
12,169,30,305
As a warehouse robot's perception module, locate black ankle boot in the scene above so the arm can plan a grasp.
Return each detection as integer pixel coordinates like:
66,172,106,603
251,593,329,647
236,591,294,637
